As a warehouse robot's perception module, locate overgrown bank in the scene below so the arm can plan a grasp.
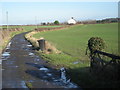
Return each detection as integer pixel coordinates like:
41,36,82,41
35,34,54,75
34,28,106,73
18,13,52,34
0,26,35,54
0,30,25,54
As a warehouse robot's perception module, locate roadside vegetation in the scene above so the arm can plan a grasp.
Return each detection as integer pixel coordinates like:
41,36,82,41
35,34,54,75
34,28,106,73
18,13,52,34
26,23,119,88
0,25,36,53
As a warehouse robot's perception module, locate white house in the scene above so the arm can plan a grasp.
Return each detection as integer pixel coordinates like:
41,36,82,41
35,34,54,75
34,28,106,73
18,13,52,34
68,17,76,25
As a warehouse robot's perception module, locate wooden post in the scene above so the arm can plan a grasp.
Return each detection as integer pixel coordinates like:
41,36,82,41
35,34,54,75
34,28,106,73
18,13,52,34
37,39,45,51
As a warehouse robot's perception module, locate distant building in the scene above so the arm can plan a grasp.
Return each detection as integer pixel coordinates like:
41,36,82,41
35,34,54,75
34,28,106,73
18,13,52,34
68,17,76,25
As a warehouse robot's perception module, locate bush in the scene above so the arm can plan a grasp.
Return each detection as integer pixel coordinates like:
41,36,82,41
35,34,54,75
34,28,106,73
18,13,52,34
54,20,59,25
88,37,105,53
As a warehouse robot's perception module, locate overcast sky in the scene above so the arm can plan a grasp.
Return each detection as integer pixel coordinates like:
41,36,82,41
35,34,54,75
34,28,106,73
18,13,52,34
0,1,118,25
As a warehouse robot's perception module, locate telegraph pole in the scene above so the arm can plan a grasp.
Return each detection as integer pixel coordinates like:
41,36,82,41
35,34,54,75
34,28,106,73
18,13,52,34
6,11,8,30
35,16,37,29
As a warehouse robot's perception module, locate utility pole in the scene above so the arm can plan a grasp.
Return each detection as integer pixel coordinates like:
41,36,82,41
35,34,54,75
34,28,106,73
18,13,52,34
6,11,8,30
35,16,37,29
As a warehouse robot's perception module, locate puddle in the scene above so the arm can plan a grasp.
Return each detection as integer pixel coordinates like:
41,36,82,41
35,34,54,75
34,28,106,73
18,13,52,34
2,52,10,57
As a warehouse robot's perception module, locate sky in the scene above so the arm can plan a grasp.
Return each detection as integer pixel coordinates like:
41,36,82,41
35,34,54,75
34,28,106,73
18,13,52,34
0,1,118,25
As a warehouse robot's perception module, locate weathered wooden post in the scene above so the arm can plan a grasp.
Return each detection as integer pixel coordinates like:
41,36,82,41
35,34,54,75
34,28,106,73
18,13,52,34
37,39,46,51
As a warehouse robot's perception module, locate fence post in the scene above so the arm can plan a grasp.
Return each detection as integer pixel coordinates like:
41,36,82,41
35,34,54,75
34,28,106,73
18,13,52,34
37,39,46,51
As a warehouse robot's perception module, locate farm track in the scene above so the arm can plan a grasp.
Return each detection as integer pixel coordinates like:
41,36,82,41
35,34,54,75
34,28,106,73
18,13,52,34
2,32,66,88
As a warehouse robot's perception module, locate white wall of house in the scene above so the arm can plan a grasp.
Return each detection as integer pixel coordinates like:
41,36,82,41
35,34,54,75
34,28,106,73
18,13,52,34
68,18,76,25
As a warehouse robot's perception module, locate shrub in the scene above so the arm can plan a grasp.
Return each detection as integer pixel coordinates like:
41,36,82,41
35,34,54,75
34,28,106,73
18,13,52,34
88,37,105,53
54,20,59,25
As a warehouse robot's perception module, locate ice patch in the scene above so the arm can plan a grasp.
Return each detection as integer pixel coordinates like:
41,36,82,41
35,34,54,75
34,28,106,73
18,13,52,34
29,80,34,82
47,73,52,76
34,58,40,62
2,52,10,57
60,67,67,83
1,57,8,61
60,67,78,88
29,52,34,56
6,42,11,50
27,44,32,47
53,80,59,82
0,60,2,64
14,66,19,68
6,61,14,65
39,67,49,71
1,69,5,70
20,81,28,88
73,61,79,64
36,59,40,61
10,66,19,68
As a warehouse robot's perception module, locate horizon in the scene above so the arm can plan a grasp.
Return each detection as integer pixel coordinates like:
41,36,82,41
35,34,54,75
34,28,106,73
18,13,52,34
0,2,118,25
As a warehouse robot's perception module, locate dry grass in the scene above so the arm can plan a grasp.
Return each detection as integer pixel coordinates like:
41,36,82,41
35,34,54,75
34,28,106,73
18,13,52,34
25,31,61,54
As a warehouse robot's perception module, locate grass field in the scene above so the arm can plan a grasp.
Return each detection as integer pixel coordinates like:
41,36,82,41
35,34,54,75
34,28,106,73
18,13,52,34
33,23,118,60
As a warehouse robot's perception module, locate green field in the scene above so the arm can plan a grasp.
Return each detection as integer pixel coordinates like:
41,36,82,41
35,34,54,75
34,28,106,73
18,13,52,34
32,23,119,88
33,23,119,61
31,23,119,88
